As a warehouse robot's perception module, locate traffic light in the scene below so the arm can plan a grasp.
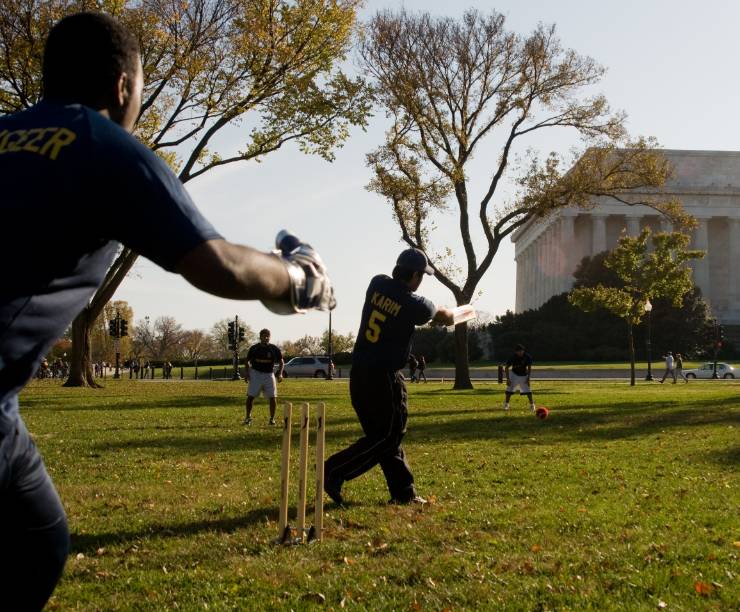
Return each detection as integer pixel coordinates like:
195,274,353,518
120,319,128,337
238,326,245,342
227,321,235,343
109,319,118,337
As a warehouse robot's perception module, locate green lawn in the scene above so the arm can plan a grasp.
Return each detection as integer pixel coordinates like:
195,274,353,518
19,379,739,610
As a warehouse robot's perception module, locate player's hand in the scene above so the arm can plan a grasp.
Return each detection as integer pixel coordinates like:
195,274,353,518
262,230,336,314
277,374,283,383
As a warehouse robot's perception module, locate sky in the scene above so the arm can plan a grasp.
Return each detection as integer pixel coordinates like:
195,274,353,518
115,0,740,344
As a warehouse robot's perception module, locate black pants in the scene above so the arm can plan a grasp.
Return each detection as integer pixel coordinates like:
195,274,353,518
1,403,69,611
325,365,416,501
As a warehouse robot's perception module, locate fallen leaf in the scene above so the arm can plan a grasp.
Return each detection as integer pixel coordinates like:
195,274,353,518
427,577,436,588
410,601,422,611
531,544,542,553
657,601,667,609
694,581,713,596
76,553,85,560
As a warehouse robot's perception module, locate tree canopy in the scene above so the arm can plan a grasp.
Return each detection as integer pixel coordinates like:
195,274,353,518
0,0,371,386
361,8,691,389
569,228,703,384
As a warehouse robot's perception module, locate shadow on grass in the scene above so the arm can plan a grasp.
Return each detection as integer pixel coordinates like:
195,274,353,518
69,505,279,554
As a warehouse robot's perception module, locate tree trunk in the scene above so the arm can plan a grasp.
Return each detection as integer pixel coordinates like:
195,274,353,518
64,308,101,388
628,321,636,386
64,249,139,388
453,321,473,390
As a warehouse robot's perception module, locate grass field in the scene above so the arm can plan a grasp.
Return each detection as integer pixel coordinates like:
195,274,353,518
19,379,739,610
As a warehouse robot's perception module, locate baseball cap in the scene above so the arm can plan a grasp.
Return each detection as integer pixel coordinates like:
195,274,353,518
396,248,434,275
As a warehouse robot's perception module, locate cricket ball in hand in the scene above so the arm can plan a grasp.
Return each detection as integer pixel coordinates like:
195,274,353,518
535,406,549,420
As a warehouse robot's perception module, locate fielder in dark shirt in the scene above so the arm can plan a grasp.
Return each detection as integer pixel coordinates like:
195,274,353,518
504,344,535,411
324,249,453,505
244,329,284,425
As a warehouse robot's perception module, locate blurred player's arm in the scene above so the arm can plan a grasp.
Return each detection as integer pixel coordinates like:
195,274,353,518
177,239,290,300
277,357,285,382
431,308,455,326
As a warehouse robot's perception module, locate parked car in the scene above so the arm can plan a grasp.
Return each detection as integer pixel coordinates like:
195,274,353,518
283,356,335,379
683,362,736,379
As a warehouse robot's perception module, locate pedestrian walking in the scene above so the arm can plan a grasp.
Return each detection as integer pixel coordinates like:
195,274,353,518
408,353,418,382
324,248,454,506
417,354,427,382
675,353,688,383
659,351,677,383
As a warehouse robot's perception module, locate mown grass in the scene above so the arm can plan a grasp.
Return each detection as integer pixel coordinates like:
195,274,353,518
19,379,739,610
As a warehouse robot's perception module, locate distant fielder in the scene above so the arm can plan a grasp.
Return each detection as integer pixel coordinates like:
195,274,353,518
504,344,535,412
244,329,284,426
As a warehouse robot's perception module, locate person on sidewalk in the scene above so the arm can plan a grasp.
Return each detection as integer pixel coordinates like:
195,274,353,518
674,353,688,383
659,351,677,383
324,249,454,506
417,354,427,383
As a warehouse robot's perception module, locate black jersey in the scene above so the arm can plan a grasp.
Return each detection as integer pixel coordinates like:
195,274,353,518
506,353,533,376
0,100,221,424
246,343,283,373
352,275,435,371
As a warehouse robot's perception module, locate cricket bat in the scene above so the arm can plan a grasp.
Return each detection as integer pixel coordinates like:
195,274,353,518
450,304,477,325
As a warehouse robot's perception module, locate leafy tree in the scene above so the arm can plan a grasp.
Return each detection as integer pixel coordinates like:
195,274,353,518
210,318,255,359
150,316,184,360
90,300,133,363
0,0,371,386
180,329,213,362
281,334,322,357
320,329,355,355
569,229,703,385
361,8,691,389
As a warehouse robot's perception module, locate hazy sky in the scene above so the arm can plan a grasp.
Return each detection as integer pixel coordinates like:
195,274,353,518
115,0,740,343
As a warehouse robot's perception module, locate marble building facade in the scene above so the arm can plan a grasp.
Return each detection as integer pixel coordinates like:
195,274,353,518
511,150,740,325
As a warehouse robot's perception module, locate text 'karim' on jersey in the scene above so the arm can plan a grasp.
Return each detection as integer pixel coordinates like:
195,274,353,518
0,127,76,160
370,291,401,317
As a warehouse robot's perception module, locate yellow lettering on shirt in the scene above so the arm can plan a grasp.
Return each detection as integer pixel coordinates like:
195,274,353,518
0,127,77,160
369,292,401,318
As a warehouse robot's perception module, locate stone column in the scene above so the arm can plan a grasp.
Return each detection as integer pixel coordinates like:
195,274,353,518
626,215,641,237
692,218,710,303
592,214,607,254
728,218,740,312
561,215,576,292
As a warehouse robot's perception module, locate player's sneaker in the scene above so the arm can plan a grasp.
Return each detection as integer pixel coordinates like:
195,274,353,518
390,494,427,505
503,403,510,411
269,417,276,426
242,417,252,426
530,404,536,413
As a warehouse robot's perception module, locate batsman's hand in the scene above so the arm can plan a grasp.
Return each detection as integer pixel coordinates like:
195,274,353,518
262,230,336,315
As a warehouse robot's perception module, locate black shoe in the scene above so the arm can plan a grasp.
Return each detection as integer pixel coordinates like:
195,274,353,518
324,478,344,506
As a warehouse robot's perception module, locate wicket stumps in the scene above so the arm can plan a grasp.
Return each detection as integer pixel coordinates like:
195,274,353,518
277,401,325,545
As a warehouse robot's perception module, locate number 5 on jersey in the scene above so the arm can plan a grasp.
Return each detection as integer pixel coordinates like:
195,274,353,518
365,309,386,343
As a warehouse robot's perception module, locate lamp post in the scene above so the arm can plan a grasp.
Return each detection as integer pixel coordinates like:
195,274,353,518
644,299,653,381
327,309,334,380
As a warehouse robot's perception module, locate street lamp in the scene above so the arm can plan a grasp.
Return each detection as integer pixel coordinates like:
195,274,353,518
644,299,653,381
328,309,334,380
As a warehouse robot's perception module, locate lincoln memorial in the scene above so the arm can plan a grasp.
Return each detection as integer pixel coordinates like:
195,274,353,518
511,150,740,325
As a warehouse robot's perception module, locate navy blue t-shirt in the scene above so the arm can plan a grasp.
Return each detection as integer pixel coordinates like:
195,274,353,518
0,101,222,424
352,275,435,371
506,353,533,376
246,343,283,373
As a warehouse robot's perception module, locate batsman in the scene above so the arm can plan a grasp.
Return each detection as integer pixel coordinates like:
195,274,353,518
324,249,454,505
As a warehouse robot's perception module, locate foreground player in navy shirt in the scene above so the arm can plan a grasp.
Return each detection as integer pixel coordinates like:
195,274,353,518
0,13,334,608
324,249,454,506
